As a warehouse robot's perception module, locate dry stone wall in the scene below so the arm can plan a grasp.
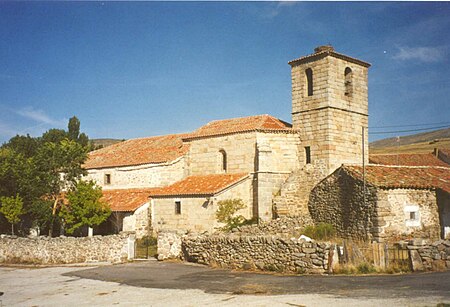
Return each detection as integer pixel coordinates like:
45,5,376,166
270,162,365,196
406,239,450,271
182,234,334,274
308,168,378,241
0,233,134,264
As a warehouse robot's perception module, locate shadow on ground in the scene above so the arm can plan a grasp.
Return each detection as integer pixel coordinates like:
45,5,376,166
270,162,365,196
66,260,450,298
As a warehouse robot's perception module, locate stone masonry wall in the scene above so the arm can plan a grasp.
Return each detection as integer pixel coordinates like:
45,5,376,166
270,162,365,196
290,53,369,175
376,189,440,241
86,157,186,190
152,177,253,234
186,133,257,176
182,234,333,274
406,239,450,271
308,168,378,241
273,164,327,218
0,233,134,264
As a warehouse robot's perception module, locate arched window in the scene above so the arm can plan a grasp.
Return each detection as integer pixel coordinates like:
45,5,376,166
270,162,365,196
344,67,353,97
219,149,227,172
305,68,313,96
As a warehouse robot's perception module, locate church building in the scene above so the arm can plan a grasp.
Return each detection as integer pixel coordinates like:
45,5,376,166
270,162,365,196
84,46,450,241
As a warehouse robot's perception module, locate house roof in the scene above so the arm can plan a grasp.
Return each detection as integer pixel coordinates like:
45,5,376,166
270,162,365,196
102,188,159,212
83,133,190,169
343,165,450,193
183,114,294,140
288,45,371,68
369,153,449,167
149,173,249,197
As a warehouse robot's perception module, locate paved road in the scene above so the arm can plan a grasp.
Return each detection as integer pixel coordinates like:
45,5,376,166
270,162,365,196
67,260,450,299
1,261,450,306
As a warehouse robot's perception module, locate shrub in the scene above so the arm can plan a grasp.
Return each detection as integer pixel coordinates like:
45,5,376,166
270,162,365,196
216,198,247,230
302,222,336,240
357,262,377,274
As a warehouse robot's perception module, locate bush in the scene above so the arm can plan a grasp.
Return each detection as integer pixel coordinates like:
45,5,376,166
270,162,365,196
302,223,336,240
216,198,248,230
357,262,377,274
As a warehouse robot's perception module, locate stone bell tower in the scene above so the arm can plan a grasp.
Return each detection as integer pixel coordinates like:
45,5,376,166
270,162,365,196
289,45,371,174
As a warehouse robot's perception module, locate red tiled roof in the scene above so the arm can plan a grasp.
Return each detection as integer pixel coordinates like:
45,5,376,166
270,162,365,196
149,173,249,197
369,153,449,167
102,188,160,212
183,115,293,140
84,133,190,169
343,165,450,193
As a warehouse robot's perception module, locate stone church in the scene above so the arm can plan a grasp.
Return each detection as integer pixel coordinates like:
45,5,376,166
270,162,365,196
84,46,450,242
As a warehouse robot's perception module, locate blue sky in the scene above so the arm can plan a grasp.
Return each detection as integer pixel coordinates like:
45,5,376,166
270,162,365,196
0,1,449,144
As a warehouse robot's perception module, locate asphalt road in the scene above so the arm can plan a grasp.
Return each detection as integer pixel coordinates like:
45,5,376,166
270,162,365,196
67,260,450,299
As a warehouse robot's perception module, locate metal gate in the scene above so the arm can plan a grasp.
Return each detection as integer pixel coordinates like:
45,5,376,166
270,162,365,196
134,236,157,259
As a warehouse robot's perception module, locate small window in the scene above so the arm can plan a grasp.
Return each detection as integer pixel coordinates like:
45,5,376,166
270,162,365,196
104,174,111,185
175,201,181,215
305,146,311,164
405,205,420,227
305,68,313,96
219,149,227,172
344,67,353,97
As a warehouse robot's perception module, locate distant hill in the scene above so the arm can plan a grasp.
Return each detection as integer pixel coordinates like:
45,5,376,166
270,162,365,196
91,138,124,149
369,127,450,154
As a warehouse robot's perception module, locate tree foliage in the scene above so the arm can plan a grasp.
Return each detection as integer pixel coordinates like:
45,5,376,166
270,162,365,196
0,116,94,236
59,180,111,234
216,198,247,230
0,194,25,235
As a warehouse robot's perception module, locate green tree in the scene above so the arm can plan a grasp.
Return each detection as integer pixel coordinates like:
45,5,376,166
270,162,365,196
216,198,247,230
34,139,88,236
0,194,25,235
3,134,40,158
59,180,111,235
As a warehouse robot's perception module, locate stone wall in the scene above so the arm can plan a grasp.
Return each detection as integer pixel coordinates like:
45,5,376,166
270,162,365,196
406,239,450,271
377,189,440,241
86,157,186,190
0,233,134,264
273,164,327,217
308,168,378,241
182,234,333,274
123,203,151,238
309,167,442,242
152,177,253,234
185,133,257,176
290,50,369,175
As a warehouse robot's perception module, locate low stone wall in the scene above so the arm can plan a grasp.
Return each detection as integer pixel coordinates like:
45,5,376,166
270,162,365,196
223,216,313,238
182,235,334,274
406,239,450,271
0,233,135,264
157,231,182,261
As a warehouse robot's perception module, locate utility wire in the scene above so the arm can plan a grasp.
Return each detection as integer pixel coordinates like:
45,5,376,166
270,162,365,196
368,124,450,135
369,121,450,129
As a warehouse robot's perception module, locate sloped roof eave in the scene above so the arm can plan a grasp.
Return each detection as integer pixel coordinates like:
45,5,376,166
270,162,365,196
149,173,250,198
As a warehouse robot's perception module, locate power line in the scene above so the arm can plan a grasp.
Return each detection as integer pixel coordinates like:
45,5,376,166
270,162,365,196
369,121,450,129
368,124,450,135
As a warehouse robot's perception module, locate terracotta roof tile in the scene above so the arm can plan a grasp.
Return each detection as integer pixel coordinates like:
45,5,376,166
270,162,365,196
183,115,293,140
102,188,161,212
84,133,190,169
343,165,450,193
149,173,249,197
369,153,449,167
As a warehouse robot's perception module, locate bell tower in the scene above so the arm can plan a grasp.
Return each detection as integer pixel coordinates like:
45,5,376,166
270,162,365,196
289,45,371,174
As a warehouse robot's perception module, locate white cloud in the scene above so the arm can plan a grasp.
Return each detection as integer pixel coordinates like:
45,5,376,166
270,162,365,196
392,46,446,63
16,107,65,126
